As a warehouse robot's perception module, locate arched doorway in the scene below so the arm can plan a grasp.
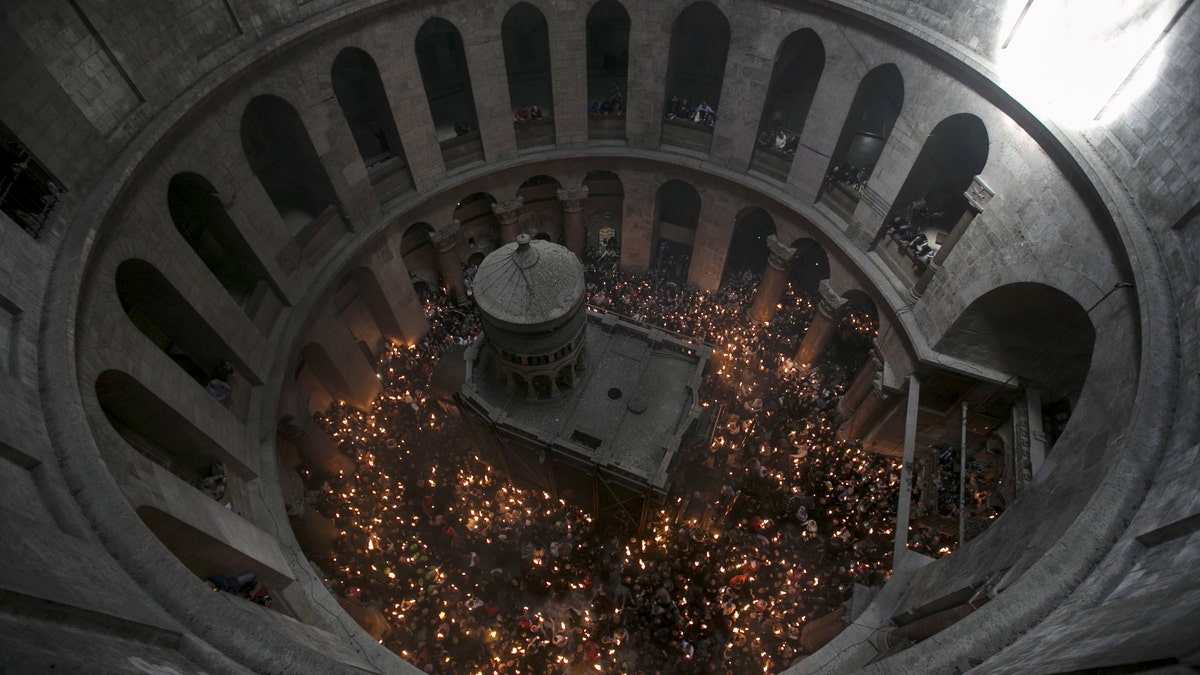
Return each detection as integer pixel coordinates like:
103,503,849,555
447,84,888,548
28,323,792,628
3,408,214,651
750,29,825,180
653,180,701,284
415,18,483,168
583,170,624,257
721,207,776,285
517,175,563,241
586,0,630,140
331,47,413,199
820,64,904,217
876,113,989,282
789,238,830,296
661,2,730,152
167,172,273,311
241,95,339,233
503,3,555,149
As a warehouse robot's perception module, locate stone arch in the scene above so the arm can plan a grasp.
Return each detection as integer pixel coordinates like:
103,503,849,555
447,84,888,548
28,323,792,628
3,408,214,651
790,237,830,295
820,63,904,211
653,179,701,282
115,259,250,396
455,192,500,254
401,222,439,289
662,2,729,150
751,29,825,177
95,369,250,481
722,207,776,283
586,0,630,140
167,172,272,309
518,174,563,239
240,95,339,232
415,18,483,166
503,3,555,148
331,48,406,171
935,282,1095,404
879,113,989,245
583,169,624,251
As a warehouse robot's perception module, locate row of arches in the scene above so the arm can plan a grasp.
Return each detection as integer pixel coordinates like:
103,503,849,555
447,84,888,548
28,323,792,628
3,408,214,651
230,2,990,286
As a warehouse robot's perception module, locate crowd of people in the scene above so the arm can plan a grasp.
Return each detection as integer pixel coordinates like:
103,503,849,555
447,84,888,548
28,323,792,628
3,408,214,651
513,104,546,124
590,85,626,117
301,249,913,674
823,164,872,195
757,128,801,156
665,96,716,127
884,198,947,266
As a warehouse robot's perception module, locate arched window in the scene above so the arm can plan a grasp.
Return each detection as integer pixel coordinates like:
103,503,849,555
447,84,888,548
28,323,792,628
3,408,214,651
653,180,701,283
721,208,776,284
416,18,484,169
821,64,904,216
583,170,624,251
167,172,277,317
661,2,730,152
240,95,339,233
750,29,825,180
503,3,555,149
586,0,630,140
877,113,988,283
331,47,413,200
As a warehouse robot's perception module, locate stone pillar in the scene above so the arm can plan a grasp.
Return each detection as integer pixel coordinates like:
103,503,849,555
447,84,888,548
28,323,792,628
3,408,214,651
749,235,796,324
557,186,589,256
837,351,883,422
492,197,524,244
795,280,846,369
309,317,381,411
277,388,353,477
909,176,995,301
838,380,893,443
292,508,340,558
431,221,466,304
894,375,922,558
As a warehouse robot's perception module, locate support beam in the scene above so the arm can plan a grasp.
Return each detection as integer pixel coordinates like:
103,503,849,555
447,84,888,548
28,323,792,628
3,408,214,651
894,375,921,558
492,197,524,245
795,280,846,369
557,186,589,256
431,221,467,304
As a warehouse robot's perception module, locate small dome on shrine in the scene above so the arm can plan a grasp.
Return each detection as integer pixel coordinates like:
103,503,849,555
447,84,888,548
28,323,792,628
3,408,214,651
473,234,585,329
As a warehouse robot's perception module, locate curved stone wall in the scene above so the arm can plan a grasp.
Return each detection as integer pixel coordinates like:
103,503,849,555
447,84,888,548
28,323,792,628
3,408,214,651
1,1,1196,673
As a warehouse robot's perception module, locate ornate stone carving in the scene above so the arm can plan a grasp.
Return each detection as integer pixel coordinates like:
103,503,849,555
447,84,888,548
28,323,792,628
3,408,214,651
556,186,589,213
492,196,524,224
964,175,995,212
430,220,461,252
765,234,796,270
816,279,847,319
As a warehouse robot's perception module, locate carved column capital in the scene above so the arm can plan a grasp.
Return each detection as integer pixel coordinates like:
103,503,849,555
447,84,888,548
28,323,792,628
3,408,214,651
492,196,524,224
765,234,796,270
431,220,461,253
557,186,589,213
816,279,847,319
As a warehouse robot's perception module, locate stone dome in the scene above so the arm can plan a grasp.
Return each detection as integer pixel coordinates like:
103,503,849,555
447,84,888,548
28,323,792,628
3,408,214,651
473,234,585,329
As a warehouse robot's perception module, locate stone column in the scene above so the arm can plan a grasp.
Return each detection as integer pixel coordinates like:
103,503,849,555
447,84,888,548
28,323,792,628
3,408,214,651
492,197,524,244
749,235,796,324
795,280,846,369
837,380,893,443
431,221,466,304
894,375,921,558
557,186,589,256
837,351,883,422
277,388,353,477
909,176,995,301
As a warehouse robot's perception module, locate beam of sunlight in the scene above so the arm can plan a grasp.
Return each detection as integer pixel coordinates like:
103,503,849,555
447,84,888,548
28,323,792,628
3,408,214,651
995,0,1179,128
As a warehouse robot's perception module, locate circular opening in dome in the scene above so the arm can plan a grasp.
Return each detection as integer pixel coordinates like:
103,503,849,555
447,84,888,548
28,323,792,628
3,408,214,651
607,387,622,400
